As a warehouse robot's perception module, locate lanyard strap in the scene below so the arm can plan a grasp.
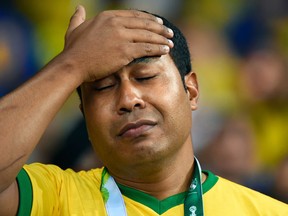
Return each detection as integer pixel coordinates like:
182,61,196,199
100,157,204,216
184,157,204,216
100,168,127,216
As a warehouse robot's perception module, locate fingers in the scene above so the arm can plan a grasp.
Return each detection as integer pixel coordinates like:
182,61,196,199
95,10,175,67
110,16,173,39
61,9,176,82
125,29,174,48
126,43,171,60
105,10,164,24
66,5,86,38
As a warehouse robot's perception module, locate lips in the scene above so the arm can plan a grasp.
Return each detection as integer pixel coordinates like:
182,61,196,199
118,120,157,137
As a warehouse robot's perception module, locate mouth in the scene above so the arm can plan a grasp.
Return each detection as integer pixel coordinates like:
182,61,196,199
118,120,157,138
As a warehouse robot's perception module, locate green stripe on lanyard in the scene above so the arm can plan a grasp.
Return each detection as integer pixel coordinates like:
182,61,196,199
100,168,127,216
184,157,204,216
100,157,204,216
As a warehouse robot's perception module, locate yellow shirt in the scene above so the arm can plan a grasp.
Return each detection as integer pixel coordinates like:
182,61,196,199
16,163,288,215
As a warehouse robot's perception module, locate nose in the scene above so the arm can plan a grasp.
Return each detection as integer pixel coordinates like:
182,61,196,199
116,81,146,115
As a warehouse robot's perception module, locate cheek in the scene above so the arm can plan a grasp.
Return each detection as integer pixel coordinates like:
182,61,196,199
85,110,116,162
83,97,114,142
153,78,192,135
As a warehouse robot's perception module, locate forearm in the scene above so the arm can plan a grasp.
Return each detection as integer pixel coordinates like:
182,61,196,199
0,54,82,191
0,6,175,215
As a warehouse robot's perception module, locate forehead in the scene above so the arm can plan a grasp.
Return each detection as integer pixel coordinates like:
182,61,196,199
126,54,176,70
81,54,182,99
129,56,161,65
115,55,180,80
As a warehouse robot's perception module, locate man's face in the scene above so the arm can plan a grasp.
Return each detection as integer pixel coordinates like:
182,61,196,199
81,54,198,174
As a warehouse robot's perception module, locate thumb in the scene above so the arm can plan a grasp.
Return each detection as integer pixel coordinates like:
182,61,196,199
66,5,86,38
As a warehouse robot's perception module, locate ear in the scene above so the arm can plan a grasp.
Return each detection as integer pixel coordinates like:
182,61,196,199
184,71,199,111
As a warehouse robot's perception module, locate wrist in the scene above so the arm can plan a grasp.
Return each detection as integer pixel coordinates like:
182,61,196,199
49,51,86,87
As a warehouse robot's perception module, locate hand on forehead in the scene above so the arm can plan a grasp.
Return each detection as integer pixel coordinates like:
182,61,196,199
64,6,174,84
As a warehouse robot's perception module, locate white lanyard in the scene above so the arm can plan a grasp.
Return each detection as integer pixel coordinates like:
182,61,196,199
100,168,127,216
100,157,204,216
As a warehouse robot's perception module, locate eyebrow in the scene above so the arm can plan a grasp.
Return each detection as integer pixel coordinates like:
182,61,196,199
129,56,160,65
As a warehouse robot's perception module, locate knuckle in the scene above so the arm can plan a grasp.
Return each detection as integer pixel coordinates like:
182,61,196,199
97,11,114,23
146,32,153,40
144,44,153,53
107,16,119,27
144,19,150,28
114,28,124,38
132,10,141,18
99,10,111,18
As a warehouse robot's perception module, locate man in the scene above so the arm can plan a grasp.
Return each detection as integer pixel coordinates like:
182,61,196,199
0,5,287,216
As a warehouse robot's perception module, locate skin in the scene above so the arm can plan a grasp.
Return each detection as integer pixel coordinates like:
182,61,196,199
81,55,199,199
0,6,174,215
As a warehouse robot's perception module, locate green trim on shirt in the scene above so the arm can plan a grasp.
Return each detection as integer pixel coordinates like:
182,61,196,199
117,170,219,214
202,170,219,193
16,168,33,216
118,183,186,214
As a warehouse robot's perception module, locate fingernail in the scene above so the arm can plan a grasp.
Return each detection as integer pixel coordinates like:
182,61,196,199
162,45,170,53
167,39,174,47
156,17,163,24
75,5,80,12
167,28,174,36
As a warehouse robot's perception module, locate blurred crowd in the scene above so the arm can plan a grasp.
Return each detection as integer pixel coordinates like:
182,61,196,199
1,0,287,203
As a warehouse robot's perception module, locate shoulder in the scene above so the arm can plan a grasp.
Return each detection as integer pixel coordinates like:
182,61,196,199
18,163,105,199
17,163,106,215
21,163,104,187
203,171,288,215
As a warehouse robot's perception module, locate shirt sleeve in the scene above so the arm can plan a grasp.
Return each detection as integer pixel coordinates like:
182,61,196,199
16,168,33,216
16,163,64,215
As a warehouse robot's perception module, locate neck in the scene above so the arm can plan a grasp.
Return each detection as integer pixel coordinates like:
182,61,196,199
112,142,196,200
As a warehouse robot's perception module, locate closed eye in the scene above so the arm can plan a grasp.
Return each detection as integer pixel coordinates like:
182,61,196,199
136,75,157,81
95,84,115,91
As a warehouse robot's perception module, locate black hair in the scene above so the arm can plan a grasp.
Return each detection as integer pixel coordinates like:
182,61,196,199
76,11,191,100
156,13,192,82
